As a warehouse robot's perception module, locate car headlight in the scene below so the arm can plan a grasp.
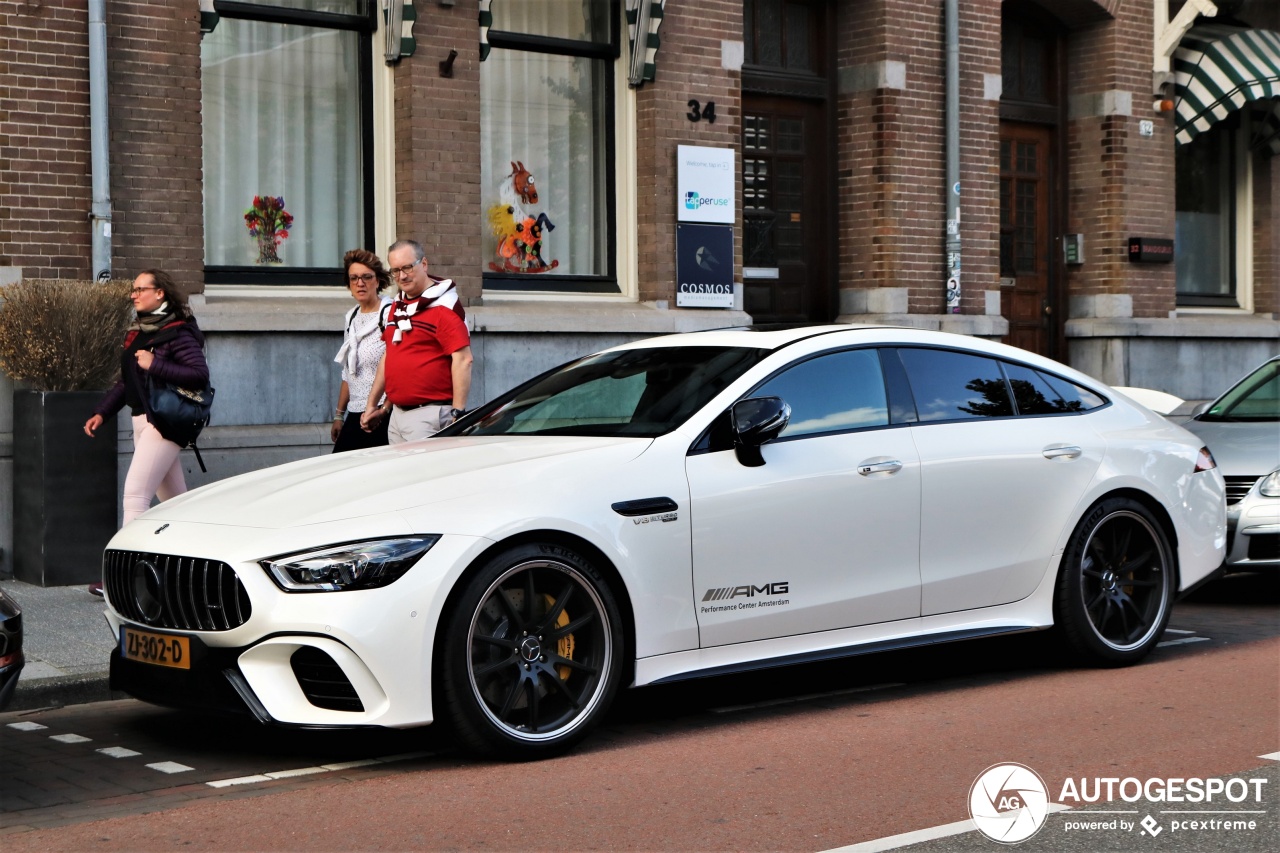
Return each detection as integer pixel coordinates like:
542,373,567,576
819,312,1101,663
1260,470,1280,498
260,536,440,592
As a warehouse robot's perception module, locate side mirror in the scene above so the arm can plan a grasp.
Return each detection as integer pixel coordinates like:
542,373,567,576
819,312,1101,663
730,396,790,467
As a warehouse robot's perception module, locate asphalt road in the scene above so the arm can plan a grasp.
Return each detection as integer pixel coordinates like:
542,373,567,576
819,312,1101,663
1,572,1277,852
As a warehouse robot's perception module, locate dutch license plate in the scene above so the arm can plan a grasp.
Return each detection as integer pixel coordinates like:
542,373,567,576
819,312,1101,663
121,626,190,670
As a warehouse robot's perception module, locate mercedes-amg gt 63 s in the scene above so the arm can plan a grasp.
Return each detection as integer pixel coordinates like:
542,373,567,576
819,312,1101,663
102,326,1225,759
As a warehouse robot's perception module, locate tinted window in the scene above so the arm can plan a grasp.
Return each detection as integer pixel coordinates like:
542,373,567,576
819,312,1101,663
1039,372,1106,412
1202,360,1280,421
1003,363,1071,414
897,349,1013,421
755,349,889,438
455,346,767,438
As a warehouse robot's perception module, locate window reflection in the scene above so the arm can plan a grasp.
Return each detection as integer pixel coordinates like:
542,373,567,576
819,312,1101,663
756,349,889,438
897,349,1012,421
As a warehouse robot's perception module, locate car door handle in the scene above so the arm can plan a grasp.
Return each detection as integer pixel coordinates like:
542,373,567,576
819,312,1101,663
858,459,903,476
1042,444,1083,460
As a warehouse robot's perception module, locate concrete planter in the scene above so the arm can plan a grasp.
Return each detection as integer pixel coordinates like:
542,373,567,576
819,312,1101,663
13,390,117,586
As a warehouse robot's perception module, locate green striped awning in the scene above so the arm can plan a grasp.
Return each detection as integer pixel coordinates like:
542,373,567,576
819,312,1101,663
1174,25,1280,151
384,0,416,61
478,0,666,86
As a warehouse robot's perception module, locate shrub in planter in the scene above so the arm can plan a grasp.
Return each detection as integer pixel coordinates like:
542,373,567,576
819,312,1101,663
0,279,133,586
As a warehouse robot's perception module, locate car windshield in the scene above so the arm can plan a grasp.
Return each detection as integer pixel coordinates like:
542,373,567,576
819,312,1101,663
452,346,769,438
1201,359,1280,421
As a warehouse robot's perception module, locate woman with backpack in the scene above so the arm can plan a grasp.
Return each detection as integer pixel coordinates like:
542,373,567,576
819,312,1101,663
82,270,210,593
331,248,392,453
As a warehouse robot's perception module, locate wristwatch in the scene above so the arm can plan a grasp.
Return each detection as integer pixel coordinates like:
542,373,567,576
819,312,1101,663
450,408,465,421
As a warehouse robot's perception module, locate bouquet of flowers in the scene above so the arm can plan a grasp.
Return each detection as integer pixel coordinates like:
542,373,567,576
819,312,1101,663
244,195,294,264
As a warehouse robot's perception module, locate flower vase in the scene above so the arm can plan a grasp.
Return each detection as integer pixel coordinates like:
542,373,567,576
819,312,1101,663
256,230,281,264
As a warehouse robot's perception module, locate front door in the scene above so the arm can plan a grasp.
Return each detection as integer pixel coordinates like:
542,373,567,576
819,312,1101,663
998,122,1054,356
742,98,831,322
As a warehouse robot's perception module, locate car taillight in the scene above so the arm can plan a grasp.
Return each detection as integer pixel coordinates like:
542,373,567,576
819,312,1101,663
1194,447,1217,473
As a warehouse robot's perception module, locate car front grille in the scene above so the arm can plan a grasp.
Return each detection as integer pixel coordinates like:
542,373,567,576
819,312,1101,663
290,647,364,712
103,549,252,631
1224,475,1260,505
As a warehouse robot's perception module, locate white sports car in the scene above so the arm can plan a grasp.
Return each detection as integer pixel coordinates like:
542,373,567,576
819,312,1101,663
103,326,1226,759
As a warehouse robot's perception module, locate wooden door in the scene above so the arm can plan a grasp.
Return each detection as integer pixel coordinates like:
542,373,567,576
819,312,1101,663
999,123,1054,356
742,97,831,323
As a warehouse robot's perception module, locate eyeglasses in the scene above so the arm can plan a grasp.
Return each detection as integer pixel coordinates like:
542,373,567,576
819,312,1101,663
388,258,422,278
130,287,159,296
348,273,377,284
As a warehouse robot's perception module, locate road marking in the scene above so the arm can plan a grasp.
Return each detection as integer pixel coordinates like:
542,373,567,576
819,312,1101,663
147,761,194,774
823,804,1072,852
1157,636,1211,648
1163,628,1195,634
710,683,906,714
7,722,47,731
1261,752,1280,761
97,746,142,758
203,751,434,789
50,733,91,744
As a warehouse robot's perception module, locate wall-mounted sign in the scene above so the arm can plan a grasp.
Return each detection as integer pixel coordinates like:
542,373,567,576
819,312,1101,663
677,145,735,225
1063,233,1084,265
676,223,734,308
1128,237,1174,263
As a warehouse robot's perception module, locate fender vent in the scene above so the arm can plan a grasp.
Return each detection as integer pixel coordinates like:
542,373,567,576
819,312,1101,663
290,647,364,712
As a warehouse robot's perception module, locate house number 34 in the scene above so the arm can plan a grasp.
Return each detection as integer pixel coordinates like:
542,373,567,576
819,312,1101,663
687,99,717,123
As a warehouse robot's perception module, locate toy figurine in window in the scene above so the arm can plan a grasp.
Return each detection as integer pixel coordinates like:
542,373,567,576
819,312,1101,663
487,161,558,273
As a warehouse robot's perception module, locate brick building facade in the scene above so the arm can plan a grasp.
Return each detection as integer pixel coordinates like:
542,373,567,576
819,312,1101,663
1,0,1278,568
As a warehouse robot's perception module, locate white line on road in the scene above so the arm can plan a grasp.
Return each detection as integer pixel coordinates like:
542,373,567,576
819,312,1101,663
50,733,91,744
97,746,142,758
7,721,47,731
822,804,1072,852
1261,752,1280,761
147,761,194,774
1163,628,1196,635
1156,636,1211,648
203,750,434,789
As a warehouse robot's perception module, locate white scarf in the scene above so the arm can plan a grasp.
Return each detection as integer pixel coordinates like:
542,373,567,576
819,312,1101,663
333,296,391,374
388,277,458,344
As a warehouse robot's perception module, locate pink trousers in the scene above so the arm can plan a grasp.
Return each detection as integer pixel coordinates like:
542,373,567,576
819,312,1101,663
123,414,187,526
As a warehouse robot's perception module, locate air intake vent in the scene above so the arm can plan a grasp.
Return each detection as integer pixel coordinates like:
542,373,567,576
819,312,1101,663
290,647,364,712
1223,475,1259,505
104,550,251,631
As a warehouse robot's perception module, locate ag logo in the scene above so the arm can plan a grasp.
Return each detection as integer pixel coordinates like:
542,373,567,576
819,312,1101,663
968,763,1050,844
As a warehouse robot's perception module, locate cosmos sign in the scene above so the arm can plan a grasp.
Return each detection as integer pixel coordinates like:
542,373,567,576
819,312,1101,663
676,223,734,308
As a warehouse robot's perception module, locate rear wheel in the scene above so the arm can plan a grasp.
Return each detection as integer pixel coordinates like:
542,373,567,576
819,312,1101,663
1054,497,1175,666
439,542,622,760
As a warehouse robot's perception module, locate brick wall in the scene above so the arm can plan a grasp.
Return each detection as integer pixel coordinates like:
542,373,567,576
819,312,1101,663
634,1,741,304
0,1,202,288
394,1,483,303
107,2,203,290
1065,0,1177,318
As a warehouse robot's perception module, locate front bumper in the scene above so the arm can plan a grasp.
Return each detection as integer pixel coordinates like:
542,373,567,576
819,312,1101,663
1224,492,1280,571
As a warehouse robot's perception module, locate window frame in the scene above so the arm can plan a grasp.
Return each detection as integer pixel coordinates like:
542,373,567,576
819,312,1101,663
203,0,377,286
481,4,622,294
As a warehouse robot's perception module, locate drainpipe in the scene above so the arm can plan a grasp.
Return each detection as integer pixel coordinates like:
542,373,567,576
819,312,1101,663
88,0,112,281
944,0,961,313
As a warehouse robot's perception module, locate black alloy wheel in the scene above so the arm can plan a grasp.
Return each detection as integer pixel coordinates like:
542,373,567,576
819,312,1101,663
440,542,622,760
1055,497,1175,666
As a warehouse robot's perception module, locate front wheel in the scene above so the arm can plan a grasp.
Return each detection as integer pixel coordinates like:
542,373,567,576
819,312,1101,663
1054,497,1175,666
439,542,623,760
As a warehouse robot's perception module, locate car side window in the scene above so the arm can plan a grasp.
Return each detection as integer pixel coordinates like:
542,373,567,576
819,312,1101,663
754,348,889,439
1038,371,1106,412
896,348,1013,421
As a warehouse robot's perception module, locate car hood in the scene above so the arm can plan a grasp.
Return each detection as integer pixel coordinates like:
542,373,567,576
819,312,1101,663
1182,419,1280,476
143,436,653,529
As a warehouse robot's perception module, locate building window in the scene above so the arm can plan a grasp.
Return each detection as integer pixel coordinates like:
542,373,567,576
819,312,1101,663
481,0,619,293
1175,116,1243,307
202,1,375,285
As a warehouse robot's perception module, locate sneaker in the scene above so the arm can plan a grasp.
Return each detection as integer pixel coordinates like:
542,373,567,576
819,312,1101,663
88,582,104,597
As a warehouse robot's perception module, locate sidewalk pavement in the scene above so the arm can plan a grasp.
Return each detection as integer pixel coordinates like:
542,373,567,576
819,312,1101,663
0,578,123,713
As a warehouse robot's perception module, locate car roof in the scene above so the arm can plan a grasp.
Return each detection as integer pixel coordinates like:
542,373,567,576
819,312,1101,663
607,324,900,351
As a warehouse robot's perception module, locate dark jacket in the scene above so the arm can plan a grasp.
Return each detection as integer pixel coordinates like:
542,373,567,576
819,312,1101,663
94,319,210,420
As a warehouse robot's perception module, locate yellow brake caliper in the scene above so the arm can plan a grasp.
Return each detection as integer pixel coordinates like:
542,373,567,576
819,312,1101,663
543,594,574,680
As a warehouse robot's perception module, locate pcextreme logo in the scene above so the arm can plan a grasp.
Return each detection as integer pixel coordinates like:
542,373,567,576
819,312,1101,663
969,763,1051,844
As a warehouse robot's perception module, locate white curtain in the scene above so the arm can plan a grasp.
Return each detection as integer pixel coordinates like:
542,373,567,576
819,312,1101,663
202,18,362,268
480,2,611,277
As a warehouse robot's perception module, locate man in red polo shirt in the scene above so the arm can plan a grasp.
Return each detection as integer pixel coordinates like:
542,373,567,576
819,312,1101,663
361,239,472,443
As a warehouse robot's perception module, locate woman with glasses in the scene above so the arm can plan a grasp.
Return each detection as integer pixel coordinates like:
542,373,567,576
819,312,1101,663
82,270,210,594
331,249,393,452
